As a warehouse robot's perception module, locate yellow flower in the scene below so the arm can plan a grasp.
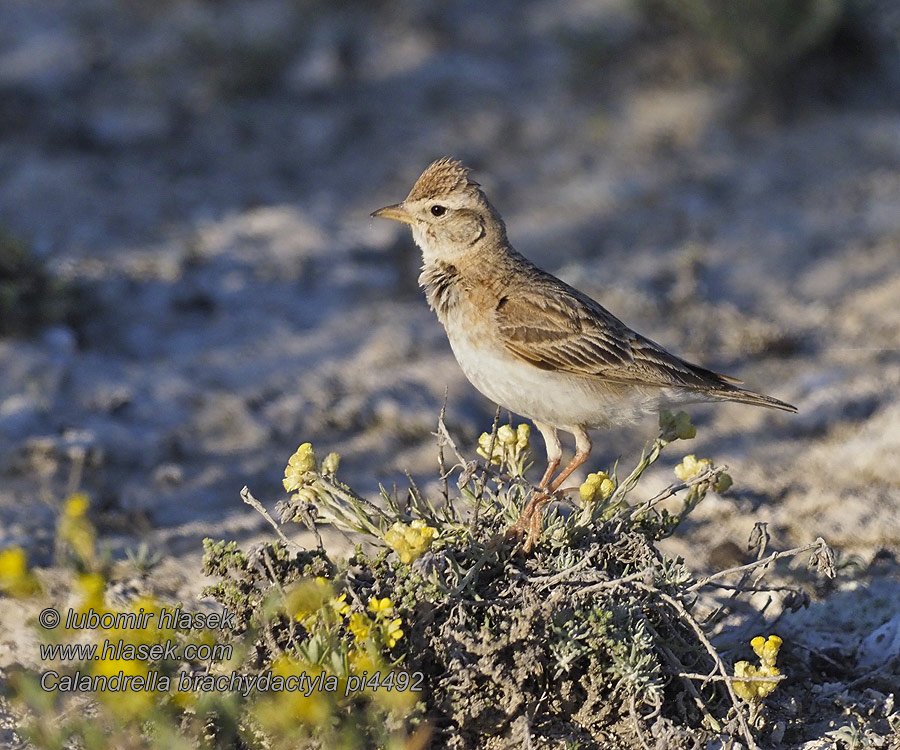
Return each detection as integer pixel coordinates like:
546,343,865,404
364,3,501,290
348,613,371,642
714,472,733,493
64,492,90,518
347,648,378,676
497,425,516,446
733,635,782,703
92,657,154,718
752,634,782,668
733,661,780,703
674,454,711,482
516,423,530,450
262,656,331,727
478,424,531,472
383,520,436,564
0,547,27,580
74,572,106,616
331,593,351,617
283,443,317,492
271,654,317,680
368,597,393,616
385,617,404,648
321,452,340,475
476,431,503,465
0,547,39,597
579,472,615,503
285,578,332,625
660,410,696,441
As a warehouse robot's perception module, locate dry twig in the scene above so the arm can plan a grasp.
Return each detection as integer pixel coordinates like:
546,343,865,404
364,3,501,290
688,537,835,593
241,486,305,552
646,585,759,750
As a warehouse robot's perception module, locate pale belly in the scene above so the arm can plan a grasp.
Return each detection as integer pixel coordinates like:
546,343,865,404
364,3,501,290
443,321,656,430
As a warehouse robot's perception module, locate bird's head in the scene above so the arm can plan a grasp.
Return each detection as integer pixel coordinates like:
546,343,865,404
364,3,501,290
371,158,506,264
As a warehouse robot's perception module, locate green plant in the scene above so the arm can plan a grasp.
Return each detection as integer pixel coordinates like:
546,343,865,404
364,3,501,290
641,0,848,75
3,407,839,750
0,226,72,337
261,409,834,749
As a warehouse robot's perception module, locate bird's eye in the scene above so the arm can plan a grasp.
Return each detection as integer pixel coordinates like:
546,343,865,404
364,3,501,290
430,205,447,217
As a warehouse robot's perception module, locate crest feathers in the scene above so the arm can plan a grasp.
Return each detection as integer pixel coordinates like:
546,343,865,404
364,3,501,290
407,157,480,201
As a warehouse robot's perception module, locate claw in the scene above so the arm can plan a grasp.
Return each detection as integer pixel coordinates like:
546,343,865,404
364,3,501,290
505,491,552,554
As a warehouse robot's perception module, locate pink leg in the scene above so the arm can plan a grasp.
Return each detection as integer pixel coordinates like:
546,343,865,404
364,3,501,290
508,427,592,552
534,421,561,489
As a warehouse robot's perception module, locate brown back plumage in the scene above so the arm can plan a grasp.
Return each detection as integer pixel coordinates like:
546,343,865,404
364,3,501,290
494,262,797,413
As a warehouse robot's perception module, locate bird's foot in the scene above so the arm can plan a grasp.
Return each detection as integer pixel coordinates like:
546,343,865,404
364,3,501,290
505,491,552,554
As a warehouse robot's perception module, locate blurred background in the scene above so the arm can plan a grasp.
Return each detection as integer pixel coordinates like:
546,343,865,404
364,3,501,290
1,0,899,594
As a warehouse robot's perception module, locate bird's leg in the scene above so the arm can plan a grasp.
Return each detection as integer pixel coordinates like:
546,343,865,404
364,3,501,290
506,422,560,540
547,428,592,494
520,428,592,552
508,427,592,552
534,421,562,489
537,459,560,490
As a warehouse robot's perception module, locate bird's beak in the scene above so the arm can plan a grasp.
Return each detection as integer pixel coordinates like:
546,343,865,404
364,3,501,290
371,203,415,225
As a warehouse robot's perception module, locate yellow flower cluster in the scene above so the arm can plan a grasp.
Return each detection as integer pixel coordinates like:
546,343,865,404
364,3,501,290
733,635,782,703
75,572,107,615
286,577,335,627
477,424,530,472
348,612,371,642
579,472,615,503
383,519,436,564
92,656,154,718
368,598,404,648
0,547,39,597
347,647,377,676
257,655,331,728
659,410,697,441
674,454,712,482
346,598,404,650
58,492,96,568
283,443,317,492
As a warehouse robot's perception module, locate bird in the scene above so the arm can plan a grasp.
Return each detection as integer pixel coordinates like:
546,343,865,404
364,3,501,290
372,158,796,551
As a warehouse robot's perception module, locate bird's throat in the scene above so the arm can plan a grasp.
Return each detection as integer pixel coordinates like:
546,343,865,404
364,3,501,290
419,261,462,320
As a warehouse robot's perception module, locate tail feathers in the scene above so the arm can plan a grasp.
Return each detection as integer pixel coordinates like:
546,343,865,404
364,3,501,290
710,385,797,413
683,361,796,413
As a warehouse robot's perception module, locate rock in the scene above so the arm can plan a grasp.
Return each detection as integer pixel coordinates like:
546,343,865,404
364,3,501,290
0,29,89,95
857,613,900,671
86,104,173,149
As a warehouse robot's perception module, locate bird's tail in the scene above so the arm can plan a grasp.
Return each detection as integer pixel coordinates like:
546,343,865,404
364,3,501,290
709,385,797,413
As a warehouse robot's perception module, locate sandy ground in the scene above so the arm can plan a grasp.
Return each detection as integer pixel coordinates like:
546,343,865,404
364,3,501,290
1,0,899,745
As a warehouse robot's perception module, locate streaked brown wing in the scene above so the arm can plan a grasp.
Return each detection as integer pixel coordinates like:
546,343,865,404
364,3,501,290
495,277,726,391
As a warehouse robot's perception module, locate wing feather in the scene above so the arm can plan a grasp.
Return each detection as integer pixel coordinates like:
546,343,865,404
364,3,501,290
494,273,723,391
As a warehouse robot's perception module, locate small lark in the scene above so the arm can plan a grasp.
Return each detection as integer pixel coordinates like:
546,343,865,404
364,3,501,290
373,158,796,551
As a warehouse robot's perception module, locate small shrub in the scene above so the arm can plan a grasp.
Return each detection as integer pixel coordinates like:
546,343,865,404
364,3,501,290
638,0,851,79
3,408,837,749
0,226,72,337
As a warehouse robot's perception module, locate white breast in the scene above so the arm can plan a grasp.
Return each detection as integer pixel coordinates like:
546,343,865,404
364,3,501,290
441,308,656,430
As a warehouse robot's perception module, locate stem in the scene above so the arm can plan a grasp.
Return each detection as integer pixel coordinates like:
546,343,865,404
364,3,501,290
687,538,832,593
645,585,759,750
240,487,304,552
